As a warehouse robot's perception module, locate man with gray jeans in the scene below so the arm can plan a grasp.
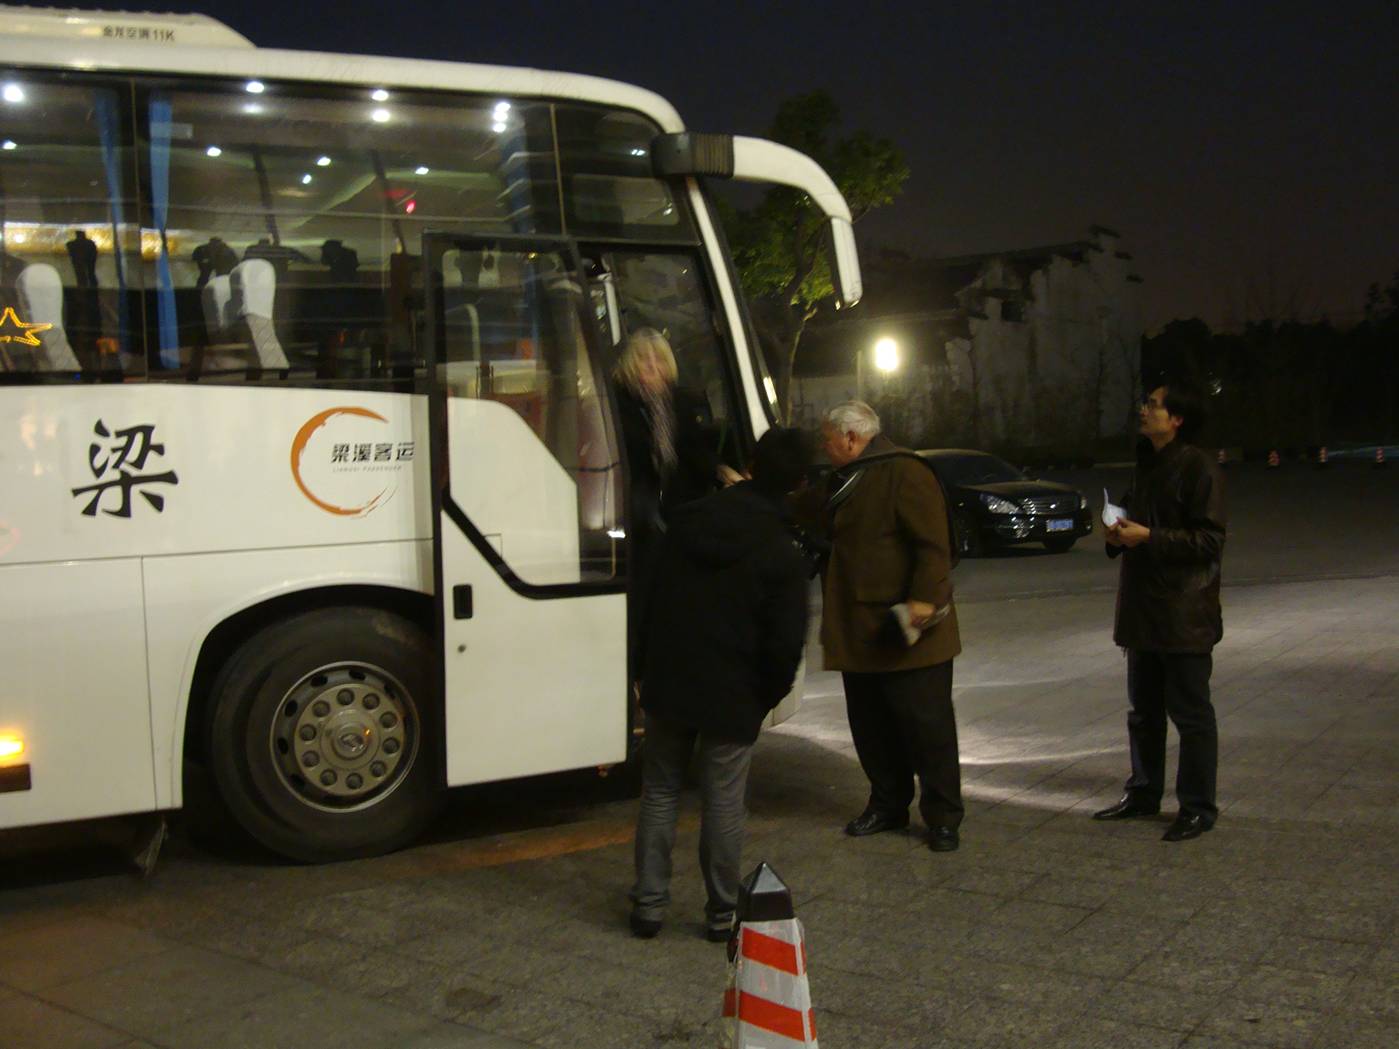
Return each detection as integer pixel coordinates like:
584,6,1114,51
629,428,811,940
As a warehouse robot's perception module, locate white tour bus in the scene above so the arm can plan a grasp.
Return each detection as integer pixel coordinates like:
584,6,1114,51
0,8,862,861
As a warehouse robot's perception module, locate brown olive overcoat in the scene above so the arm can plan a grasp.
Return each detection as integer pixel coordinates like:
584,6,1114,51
820,437,961,672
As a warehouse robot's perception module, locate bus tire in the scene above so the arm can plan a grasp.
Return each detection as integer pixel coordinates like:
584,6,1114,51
206,606,442,863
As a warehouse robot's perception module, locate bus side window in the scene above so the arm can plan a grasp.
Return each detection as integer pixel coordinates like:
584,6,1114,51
0,74,140,382
438,245,622,584
143,78,560,389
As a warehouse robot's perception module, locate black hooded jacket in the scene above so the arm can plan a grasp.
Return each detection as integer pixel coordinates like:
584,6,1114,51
640,482,809,743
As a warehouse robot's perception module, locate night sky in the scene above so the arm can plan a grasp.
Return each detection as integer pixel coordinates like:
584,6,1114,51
72,1,1399,331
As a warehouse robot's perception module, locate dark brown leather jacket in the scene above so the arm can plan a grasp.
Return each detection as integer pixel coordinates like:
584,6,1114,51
1108,439,1226,653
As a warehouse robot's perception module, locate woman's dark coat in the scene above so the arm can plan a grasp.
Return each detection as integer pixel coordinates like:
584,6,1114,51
1109,438,1227,653
614,383,719,529
639,482,809,744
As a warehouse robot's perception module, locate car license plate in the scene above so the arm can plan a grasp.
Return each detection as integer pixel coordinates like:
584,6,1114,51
1047,518,1074,532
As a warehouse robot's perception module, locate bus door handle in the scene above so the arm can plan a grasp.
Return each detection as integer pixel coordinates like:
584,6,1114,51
453,585,473,620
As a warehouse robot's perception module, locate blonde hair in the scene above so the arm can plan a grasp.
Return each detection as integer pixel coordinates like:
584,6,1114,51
614,326,678,391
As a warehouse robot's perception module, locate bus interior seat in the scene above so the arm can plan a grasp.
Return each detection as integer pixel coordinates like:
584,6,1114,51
194,273,246,378
14,263,81,372
439,301,481,395
229,258,290,370
200,274,235,337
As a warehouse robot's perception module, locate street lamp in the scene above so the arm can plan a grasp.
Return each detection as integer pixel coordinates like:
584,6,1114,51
857,335,902,402
874,337,900,374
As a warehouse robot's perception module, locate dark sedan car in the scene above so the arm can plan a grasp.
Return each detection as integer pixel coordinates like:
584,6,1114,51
917,449,1093,556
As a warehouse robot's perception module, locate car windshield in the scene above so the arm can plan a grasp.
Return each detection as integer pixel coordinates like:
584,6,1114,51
928,453,1024,486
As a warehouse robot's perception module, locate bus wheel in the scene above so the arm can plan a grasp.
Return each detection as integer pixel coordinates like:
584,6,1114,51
206,606,442,863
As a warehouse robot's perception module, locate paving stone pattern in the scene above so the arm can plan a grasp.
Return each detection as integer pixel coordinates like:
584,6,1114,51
1,571,1395,1048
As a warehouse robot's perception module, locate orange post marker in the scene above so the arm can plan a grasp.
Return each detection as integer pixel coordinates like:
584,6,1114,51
722,863,818,1048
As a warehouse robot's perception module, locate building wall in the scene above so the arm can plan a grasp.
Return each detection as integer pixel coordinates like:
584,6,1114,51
796,229,1143,453
946,230,1142,448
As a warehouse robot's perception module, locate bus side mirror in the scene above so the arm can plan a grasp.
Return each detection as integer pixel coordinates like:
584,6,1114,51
653,132,863,309
825,217,861,309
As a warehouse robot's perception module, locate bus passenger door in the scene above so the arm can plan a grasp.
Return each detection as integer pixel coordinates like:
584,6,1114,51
424,236,629,786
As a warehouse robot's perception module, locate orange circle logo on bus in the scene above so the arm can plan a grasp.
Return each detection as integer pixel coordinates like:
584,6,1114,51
290,406,403,517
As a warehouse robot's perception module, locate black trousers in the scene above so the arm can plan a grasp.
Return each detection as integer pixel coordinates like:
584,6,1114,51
842,661,963,830
1124,649,1218,823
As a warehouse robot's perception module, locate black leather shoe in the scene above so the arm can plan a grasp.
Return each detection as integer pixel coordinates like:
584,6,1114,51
1092,796,1161,821
928,826,959,852
629,913,662,939
1162,814,1212,842
844,809,909,837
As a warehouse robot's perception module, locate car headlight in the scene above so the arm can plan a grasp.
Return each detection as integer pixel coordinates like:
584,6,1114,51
980,493,1021,514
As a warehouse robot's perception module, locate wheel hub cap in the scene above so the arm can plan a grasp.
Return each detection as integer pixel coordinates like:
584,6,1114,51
270,664,416,811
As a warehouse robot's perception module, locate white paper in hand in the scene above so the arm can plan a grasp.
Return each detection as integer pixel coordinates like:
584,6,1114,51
1102,488,1126,528
890,602,951,646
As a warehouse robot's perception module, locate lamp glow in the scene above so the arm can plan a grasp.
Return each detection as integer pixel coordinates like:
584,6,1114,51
3,83,26,103
0,735,23,762
371,108,391,123
206,145,222,157
873,337,900,373
371,88,390,102
244,80,265,94
316,155,331,166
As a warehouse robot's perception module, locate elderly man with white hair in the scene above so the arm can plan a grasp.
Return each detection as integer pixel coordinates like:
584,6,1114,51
815,400,965,852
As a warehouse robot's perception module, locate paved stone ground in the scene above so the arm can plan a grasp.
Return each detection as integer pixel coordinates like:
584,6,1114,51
2,472,1396,1048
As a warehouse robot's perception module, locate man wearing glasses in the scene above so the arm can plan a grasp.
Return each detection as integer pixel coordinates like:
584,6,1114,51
1095,383,1226,842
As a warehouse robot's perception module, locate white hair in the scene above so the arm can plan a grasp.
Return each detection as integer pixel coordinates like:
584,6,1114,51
824,400,881,439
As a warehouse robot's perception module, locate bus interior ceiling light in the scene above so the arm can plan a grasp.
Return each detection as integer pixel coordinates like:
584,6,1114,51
206,145,222,157
415,165,429,175
317,155,331,166
3,83,25,103
245,80,265,94
2,140,16,150
371,88,389,102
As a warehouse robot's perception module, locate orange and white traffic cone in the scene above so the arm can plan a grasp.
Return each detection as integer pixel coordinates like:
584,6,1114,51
1376,447,1387,468
1316,446,1329,468
721,863,817,1048
1267,449,1280,468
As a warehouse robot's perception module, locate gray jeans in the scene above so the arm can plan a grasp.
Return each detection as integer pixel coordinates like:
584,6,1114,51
630,713,754,928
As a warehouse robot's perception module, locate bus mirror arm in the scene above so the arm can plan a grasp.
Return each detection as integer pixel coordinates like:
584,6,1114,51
652,133,863,309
